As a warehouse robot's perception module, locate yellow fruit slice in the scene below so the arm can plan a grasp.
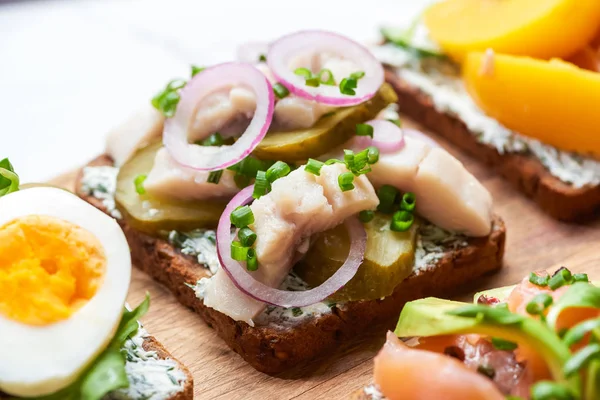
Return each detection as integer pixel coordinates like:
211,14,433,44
424,0,600,62
463,51,600,157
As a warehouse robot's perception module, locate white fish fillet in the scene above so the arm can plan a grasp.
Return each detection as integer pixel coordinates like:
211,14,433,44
203,163,378,325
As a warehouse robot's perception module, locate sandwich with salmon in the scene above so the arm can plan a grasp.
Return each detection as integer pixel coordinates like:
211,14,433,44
355,267,600,400
375,0,600,221
76,30,506,373
0,160,192,400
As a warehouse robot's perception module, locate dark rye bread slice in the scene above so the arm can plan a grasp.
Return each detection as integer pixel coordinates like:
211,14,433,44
0,336,193,400
385,69,600,222
76,154,506,374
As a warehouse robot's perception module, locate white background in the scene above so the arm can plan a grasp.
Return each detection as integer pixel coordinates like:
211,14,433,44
1,0,426,182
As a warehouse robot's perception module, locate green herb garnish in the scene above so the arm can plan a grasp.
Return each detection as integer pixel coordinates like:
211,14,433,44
0,158,19,197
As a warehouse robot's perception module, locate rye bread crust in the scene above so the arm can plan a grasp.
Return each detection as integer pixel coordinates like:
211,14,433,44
0,336,193,400
385,69,600,222
76,154,506,375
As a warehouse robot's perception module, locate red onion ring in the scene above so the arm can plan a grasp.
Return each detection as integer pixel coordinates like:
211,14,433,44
403,128,441,148
267,30,384,106
236,41,270,63
163,62,274,171
355,119,405,153
216,185,367,308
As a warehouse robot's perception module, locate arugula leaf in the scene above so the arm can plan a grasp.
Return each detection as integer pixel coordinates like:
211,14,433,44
547,283,600,331
0,158,19,197
26,295,151,400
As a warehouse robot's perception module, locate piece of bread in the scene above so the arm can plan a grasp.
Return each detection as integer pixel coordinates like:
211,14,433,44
76,154,506,374
385,69,600,222
0,335,193,400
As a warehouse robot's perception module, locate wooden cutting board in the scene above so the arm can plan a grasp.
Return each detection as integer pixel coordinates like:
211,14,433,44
51,118,600,399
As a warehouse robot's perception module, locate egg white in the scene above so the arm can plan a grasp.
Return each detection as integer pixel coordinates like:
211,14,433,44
0,187,131,397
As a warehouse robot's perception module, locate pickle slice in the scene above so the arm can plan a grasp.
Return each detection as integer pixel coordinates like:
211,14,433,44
115,142,227,235
294,213,419,302
253,83,398,162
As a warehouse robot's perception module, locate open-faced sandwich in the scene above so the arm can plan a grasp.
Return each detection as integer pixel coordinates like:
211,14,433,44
0,160,192,400
374,0,600,221
76,30,506,373
356,267,600,400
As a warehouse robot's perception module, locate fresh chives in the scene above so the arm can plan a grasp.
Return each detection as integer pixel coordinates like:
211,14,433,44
401,192,416,212
377,185,398,214
359,210,375,223
258,54,267,62
238,227,257,247
266,161,291,183
234,174,251,189
318,68,335,85
305,77,320,87
246,248,258,271
230,205,254,228
350,71,365,80
356,123,374,138
207,170,223,184
294,67,312,78
525,293,553,316
390,210,414,232
253,171,271,199
339,77,357,96
134,174,147,195
338,172,355,192
231,241,249,261
305,159,325,176
199,132,225,147
573,273,589,283
529,272,550,287
273,83,290,99
549,268,572,290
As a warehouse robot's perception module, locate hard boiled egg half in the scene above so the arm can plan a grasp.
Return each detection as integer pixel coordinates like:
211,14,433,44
0,187,131,397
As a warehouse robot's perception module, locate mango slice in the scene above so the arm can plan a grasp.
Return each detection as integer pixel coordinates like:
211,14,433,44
463,51,600,158
424,0,600,62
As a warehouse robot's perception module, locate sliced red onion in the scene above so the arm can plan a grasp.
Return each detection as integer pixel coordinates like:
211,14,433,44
163,62,274,171
355,119,405,153
403,128,441,148
267,30,384,106
216,185,366,308
236,41,270,63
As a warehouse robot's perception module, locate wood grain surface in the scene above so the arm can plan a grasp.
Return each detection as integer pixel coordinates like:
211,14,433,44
50,118,600,399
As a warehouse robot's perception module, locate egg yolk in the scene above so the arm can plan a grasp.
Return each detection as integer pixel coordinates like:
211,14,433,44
0,215,106,326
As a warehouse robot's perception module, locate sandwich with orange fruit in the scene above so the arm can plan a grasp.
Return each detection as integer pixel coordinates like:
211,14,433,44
374,0,600,221
0,159,192,400
355,267,600,400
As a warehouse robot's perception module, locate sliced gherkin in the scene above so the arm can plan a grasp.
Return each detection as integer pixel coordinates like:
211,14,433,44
115,142,227,235
294,213,418,302
253,83,398,162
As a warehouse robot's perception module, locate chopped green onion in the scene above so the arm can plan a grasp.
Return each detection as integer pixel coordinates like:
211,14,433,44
344,149,356,170
377,185,398,214
525,293,553,316
339,77,357,96
207,170,223,184
305,159,325,176
234,174,251,189
564,343,600,377
151,79,186,117
338,172,355,192
367,146,380,164
134,174,147,195
352,149,370,174
529,272,550,287
258,54,267,62
238,227,257,247
318,68,335,85
390,210,414,232
356,123,374,138
359,210,375,223
198,132,225,147
350,71,365,80
266,161,291,183
228,156,270,178
573,273,589,283
253,170,271,199
191,65,205,77
231,241,249,261
400,192,416,212
273,83,290,99
549,268,573,290
387,118,402,127
294,67,312,78
305,77,320,87
491,337,518,351
246,248,258,271
230,205,254,228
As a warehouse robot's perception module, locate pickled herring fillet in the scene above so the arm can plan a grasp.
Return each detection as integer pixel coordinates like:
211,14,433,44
202,163,378,325
144,147,239,201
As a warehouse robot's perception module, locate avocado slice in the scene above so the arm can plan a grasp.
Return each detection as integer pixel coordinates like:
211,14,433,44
395,297,579,395
473,285,515,304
